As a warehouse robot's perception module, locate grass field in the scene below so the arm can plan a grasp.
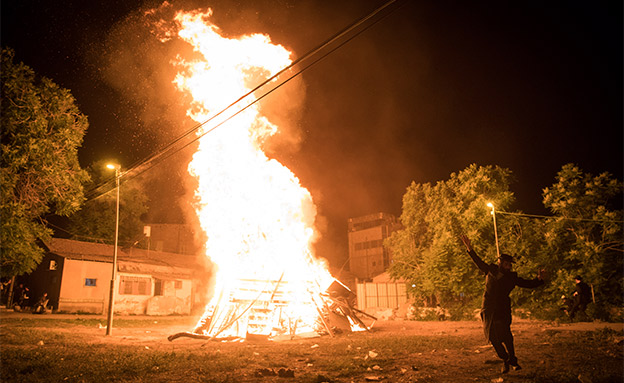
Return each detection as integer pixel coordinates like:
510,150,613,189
1,313,622,382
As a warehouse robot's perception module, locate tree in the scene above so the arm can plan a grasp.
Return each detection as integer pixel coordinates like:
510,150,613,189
1,48,89,277
68,160,149,247
387,164,516,309
541,164,623,310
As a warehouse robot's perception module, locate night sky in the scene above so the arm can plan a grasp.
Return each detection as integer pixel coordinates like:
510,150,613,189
2,1,622,266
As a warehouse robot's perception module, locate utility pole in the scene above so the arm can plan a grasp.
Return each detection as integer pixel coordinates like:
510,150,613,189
487,202,500,257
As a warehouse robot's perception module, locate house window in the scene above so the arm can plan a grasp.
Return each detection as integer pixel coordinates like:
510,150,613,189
85,278,97,287
154,279,163,296
49,260,58,270
175,280,182,289
119,276,152,295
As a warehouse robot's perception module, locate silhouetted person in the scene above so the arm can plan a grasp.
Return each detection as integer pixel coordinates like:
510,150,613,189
33,292,49,314
435,304,446,321
13,283,30,310
569,275,591,320
0,279,11,305
560,294,574,316
460,235,545,374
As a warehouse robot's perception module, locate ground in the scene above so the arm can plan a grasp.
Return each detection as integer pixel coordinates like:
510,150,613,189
1,310,622,382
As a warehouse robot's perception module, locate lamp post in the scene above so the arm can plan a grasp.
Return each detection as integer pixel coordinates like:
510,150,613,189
106,163,121,336
487,202,500,258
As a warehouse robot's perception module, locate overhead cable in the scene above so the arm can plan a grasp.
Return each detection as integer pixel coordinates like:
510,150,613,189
83,0,403,201
496,210,623,224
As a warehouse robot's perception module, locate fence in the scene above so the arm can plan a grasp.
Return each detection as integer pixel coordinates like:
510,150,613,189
356,281,408,310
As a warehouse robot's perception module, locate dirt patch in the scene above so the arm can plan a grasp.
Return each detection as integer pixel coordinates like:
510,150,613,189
2,312,623,382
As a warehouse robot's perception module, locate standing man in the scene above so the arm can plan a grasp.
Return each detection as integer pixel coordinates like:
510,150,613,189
460,235,545,373
569,275,591,320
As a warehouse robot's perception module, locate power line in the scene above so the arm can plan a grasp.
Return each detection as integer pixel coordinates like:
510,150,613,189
83,0,403,202
497,210,623,224
46,221,144,247
46,221,111,244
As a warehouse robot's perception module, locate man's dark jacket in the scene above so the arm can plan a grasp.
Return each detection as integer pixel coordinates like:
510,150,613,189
575,281,592,305
468,249,544,340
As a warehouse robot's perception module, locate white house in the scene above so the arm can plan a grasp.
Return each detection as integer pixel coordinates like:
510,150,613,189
24,238,211,315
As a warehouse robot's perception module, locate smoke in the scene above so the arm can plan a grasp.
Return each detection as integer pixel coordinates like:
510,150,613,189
92,2,200,229
98,3,195,144
93,1,312,250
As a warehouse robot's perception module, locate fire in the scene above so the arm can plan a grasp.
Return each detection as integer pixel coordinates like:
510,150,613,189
170,9,345,339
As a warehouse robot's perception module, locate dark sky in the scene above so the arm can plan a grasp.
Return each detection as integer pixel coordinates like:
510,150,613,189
2,0,622,267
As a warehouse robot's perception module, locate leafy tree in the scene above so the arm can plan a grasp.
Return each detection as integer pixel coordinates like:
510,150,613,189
541,164,623,311
387,164,516,310
1,48,89,277
68,160,149,247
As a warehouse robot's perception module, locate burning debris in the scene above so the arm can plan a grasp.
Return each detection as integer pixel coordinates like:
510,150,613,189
168,278,376,342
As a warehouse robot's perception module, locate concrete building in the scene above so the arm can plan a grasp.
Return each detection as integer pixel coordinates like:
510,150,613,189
143,223,200,255
347,212,402,280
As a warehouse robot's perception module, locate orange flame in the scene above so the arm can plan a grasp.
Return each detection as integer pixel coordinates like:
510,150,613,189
172,9,336,339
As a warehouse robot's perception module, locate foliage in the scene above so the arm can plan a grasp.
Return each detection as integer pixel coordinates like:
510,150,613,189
387,164,516,307
540,163,623,310
68,160,149,246
389,162,622,320
1,48,89,277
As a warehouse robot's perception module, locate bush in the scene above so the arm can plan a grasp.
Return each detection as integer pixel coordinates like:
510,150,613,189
585,303,609,321
445,301,479,321
407,306,439,321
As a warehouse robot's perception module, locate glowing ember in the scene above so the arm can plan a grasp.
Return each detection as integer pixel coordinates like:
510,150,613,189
169,8,355,339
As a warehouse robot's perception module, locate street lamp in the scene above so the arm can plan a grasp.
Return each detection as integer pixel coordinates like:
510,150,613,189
106,163,121,336
487,202,500,258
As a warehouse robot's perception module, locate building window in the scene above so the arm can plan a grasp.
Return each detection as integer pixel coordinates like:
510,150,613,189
119,276,152,295
175,280,182,289
49,260,58,270
154,279,163,296
355,239,384,251
85,278,97,287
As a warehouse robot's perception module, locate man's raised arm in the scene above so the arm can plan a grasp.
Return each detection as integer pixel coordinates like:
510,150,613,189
460,235,489,273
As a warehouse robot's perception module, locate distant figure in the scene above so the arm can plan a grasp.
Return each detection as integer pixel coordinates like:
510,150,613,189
33,292,49,314
435,304,446,321
0,279,11,305
460,235,545,374
13,283,30,310
569,275,592,320
560,294,573,316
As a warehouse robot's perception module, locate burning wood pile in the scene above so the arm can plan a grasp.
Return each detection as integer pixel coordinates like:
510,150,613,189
168,278,375,342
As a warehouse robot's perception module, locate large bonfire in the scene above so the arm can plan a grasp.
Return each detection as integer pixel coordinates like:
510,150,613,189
165,8,368,341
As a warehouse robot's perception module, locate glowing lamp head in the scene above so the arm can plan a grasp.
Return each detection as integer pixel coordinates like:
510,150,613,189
106,163,120,170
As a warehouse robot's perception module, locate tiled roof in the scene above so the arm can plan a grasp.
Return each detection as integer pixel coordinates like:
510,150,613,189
45,238,209,273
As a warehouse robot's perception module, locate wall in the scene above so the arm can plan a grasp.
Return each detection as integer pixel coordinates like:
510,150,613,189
117,274,194,315
22,253,65,310
58,259,111,313
349,226,386,279
52,257,196,315
115,272,153,314
146,223,199,255
347,212,401,280
146,279,193,315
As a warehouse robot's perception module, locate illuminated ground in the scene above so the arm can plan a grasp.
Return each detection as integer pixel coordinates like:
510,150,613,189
1,310,622,382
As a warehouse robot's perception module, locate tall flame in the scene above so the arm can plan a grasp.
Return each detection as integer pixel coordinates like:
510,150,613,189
172,9,334,338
